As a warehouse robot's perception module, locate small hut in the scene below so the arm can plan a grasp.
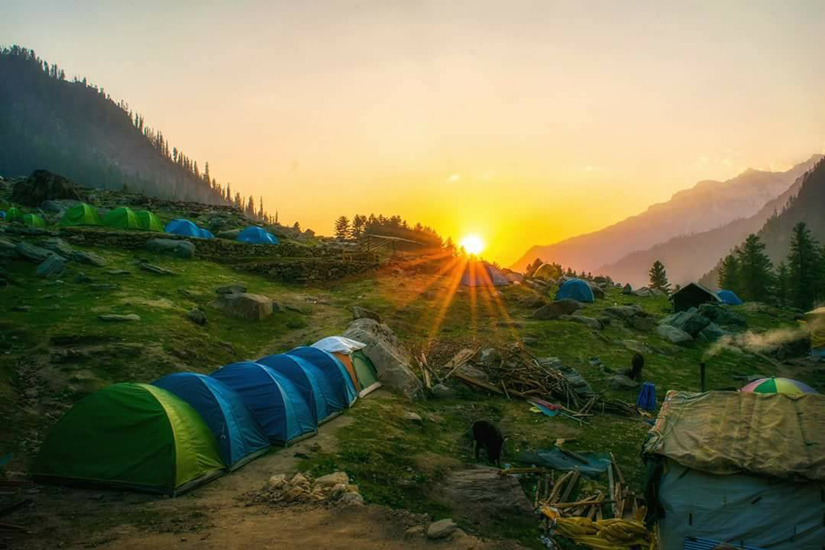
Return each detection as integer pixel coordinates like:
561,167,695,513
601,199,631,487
670,282,720,312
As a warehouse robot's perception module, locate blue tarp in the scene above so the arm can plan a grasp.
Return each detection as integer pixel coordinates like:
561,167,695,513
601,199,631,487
717,289,743,305
636,382,657,411
516,448,611,477
164,219,212,239
152,373,270,470
237,226,279,245
256,354,340,424
555,278,595,302
210,362,316,444
286,346,358,407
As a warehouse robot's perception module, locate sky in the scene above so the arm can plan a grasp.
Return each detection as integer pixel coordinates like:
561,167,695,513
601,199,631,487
3,1,825,265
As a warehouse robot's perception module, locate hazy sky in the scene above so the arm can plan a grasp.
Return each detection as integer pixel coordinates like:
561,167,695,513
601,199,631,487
3,1,825,264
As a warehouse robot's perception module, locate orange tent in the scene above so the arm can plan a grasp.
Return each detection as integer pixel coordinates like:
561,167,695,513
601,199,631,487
333,352,361,391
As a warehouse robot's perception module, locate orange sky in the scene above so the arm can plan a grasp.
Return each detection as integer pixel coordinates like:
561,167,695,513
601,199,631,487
4,1,825,265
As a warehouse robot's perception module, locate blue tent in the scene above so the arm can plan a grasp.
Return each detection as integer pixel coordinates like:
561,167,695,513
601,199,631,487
287,347,358,407
210,362,316,444
237,226,279,245
460,261,509,287
152,373,270,470
0,211,5,221
555,278,595,303
717,290,743,306
199,228,215,239
256,354,340,424
165,219,211,239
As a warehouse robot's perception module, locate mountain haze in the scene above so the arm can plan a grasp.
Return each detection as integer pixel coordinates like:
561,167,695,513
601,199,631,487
511,156,822,275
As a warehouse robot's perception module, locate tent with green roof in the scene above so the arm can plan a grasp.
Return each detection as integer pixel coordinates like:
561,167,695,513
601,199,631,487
23,213,46,228
103,207,140,230
59,203,103,227
6,207,24,224
33,383,225,495
136,210,164,232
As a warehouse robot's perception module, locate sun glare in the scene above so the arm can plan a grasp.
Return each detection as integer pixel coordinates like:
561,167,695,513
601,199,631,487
460,234,485,256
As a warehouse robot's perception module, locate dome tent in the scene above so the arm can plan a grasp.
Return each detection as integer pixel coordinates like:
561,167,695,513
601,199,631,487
59,203,103,227
460,261,510,287
6,207,24,223
152,373,271,471
210,362,316,444
199,228,215,239
165,219,213,239
311,336,381,397
33,383,224,495
555,278,595,303
717,290,743,306
256,354,342,424
103,207,140,230
286,346,358,407
237,226,280,245
23,213,46,228
136,210,164,232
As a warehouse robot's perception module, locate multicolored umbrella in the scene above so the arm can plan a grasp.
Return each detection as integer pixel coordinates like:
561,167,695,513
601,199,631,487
740,377,819,396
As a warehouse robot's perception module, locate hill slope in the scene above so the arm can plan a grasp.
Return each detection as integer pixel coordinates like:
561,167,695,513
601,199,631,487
511,156,822,274
0,45,227,205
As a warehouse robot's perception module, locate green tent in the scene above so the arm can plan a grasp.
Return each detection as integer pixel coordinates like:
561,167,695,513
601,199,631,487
59,203,103,227
351,350,381,397
23,213,46,228
103,207,140,230
136,210,164,232
33,383,225,495
6,207,24,223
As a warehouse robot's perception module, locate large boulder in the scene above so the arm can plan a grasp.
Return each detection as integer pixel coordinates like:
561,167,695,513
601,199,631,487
16,242,57,263
628,315,656,332
531,299,583,320
11,170,81,206
657,324,693,345
40,237,74,258
210,293,275,321
586,281,605,299
146,238,195,259
661,308,711,337
342,318,423,398
633,287,653,297
36,255,67,278
71,250,106,267
697,322,726,342
352,306,381,323
698,303,747,327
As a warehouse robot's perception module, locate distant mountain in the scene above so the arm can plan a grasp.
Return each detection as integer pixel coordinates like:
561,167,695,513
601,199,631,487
510,155,822,275
0,45,228,205
699,156,825,289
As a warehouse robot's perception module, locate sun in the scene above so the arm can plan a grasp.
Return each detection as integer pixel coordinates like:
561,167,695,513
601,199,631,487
459,234,486,256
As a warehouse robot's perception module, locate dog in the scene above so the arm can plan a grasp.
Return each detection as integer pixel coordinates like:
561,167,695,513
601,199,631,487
472,420,504,467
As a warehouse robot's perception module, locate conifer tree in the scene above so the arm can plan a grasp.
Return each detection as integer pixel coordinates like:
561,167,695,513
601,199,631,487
718,254,740,291
736,234,773,301
648,260,670,291
787,222,821,310
335,216,351,239
775,262,790,307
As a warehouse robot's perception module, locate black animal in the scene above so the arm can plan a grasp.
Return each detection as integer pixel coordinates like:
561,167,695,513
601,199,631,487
630,352,644,381
472,420,504,467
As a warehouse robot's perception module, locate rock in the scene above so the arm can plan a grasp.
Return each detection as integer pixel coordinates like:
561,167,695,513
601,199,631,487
587,281,605,299
36,255,67,279
449,529,467,540
39,237,74,257
106,269,131,276
139,262,177,276
537,356,564,370
146,238,195,259
351,306,381,323
622,283,633,295
339,492,364,506
16,242,56,263
268,474,287,489
661,308,711,337
431,383,455,398
628,315,656,332
438,466,534,525
342,318,423,398
98,314,140,322
520,294,547,309
216,229,242,239
314,472,350,489
657,324,693,344
215,283,247,295
290,472,310,487
71,250,106,267
11,170,81,206
210,293,274,320
608,374,640,390
475,348,501,369
651,288,668,297
698,303,747,327
187,308,207,326
604,305,643,319
633,287,653,297
73,272,94,284
403,411,423,424
0,238,19,259
427,519,458,540
697,322,726,342
405,526,425,537
531,299,583,320
558,314,603,330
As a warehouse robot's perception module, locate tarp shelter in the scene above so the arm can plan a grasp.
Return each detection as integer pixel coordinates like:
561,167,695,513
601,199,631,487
717,289,743,305
23,213,46,228
804,307,825,358
256,354,341,424
311,337,381,397
103,207,140,230
210,362,316,444
460,261,510,287
136,210,164,232
643,390,825,549
165,219,210,239
33,383,224,495
286,346,358,407
670,282,721,313
555,278,594,303
59,203,103,227
6,207,24,223
152,373,270,470
237,226,279,245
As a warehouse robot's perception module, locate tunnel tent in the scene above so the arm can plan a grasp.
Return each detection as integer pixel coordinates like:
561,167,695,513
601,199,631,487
460,261,510,287
32,383,225,495
286,346,358,407
256,354,341,424
717,289,743,306
349,351,380,397
311,337,363,391
59,203,103,227
165,218,210,238
555,278,595,303
210,361,316,444
103,206,141,230
136,210,164,232
23,213,46,228
237,226,280,245
5,207,24,224
152,373,271,471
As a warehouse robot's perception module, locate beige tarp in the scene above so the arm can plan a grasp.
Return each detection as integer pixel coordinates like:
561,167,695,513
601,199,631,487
644,390,825,482
804,307,825,349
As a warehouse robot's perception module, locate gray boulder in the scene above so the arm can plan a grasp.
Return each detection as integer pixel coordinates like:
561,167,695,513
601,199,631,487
586,281,605,299
0,238,19,259
437,467,533,525
661,308,711,337
210,293,275,321
628,315,656,332
342,318,423,398
608,374,640,390
36,255,67,278
139,262,176,276
40,199,78,213
71,250,106,267
215,283,247,295
187,308,207,326
531,299,583,320
216,229,242,240
11,170,81,206
146,238,195,259
427,519,458,540
559,314,603,330
16,242,56,263
431,383,455,398
351,306,381,323
40,237,73,257
698,303,747,327
633,287,653,297
99,313,140,322
657,324,693,344
697,322,726,342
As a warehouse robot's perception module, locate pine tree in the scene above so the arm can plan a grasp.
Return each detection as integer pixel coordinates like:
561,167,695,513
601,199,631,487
787,222,821,310
736,234,773,301
258,196,264,219
648,260,670,291
775,262,790,307
718,254,740,292
335,216,351,239
293,221,301,232
352,215,365,238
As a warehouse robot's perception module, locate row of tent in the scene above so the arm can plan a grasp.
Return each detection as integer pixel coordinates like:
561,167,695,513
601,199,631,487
0,208,46,228
33,337,380,496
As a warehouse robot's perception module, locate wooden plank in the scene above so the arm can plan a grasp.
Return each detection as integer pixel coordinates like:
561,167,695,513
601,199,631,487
559,468,580,503
454,372,504,395
546,471,573,503
610,452,626,485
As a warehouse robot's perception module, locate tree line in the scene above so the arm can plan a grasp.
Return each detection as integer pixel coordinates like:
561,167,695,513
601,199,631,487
334,214,445,248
